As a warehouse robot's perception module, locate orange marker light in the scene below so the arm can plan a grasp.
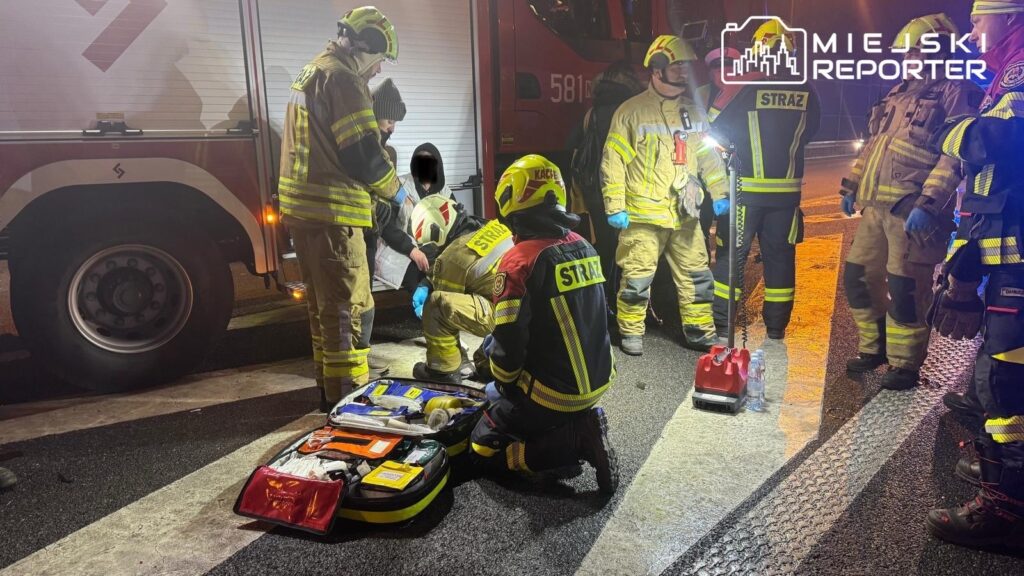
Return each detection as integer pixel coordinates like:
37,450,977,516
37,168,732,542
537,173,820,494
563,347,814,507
264,203,278,225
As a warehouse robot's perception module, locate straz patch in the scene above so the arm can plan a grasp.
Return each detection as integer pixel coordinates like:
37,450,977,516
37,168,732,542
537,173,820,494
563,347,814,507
493,272,507,297
554,256,605,293
1001,287,1024,299
291,64,318,91
1000,61,1024,90
756,90,809,111
468,220,511,257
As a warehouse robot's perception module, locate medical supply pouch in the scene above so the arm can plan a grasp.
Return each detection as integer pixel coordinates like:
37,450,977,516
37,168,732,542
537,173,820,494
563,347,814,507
234,465,344,535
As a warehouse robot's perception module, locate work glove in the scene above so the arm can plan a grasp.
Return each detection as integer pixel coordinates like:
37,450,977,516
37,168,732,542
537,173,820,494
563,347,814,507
929,275,983,340
713,198,730,217
841,194,856,217
412,283,430,319
675,176,705,220
607,212,630,230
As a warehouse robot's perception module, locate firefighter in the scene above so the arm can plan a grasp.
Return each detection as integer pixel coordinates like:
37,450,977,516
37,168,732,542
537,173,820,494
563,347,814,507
471,154,618,494
601,35,729,356
839,14,983,391
708,19,821,343
278,6,402,411
926,0,1024,548
409,196,513,385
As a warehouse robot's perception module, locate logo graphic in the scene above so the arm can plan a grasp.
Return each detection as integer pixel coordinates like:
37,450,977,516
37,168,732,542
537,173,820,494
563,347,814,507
722,17,808,86
113,163,125,179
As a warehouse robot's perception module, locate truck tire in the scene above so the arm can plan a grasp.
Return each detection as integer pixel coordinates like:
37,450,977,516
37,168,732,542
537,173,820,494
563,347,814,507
10,222,234,392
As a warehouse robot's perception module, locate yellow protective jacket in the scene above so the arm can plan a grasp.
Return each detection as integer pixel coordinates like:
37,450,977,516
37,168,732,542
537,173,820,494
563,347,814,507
601,85,728,229
841,78,983,216
279,43,400,228
429,220,514,297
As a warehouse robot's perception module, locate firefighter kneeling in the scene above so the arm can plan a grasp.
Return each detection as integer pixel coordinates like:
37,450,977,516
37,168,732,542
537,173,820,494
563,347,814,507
470,155,619,494
409,196,512,385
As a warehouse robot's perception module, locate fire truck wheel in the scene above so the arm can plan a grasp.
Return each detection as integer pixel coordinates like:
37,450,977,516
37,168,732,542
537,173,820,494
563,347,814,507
11,223,234,392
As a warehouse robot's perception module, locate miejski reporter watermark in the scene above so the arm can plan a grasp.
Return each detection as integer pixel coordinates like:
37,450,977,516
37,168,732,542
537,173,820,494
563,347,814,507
722,16,987,85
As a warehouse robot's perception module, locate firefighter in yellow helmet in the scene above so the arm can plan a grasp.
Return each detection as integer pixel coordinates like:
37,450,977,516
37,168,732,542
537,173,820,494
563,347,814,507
708,18,820,343
278,6,402,411
410,196,513,384
839,13,983,391
601,35,728,356
471,154,618,494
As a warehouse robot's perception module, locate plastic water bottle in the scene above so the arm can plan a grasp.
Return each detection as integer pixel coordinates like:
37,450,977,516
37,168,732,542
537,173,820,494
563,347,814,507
746,349,766,412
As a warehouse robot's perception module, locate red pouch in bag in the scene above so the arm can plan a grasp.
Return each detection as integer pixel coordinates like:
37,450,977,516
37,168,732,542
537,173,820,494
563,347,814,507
233,466,343,535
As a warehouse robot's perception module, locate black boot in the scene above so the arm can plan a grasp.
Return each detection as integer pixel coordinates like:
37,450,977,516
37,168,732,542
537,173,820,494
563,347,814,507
574,408,619,495
955,456,982,486
880,367,919,391
928,438,1024,548
412,362,462,385
846,353,886,373
943,391,984,424
318,388,332,414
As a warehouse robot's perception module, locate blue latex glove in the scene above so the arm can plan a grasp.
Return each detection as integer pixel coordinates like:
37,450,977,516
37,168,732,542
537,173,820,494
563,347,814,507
412,284,430,319
485,381,502,403
904,207,935,233
607,212,630,230
394,186,409,205
841,195,856,216
713,198,730,217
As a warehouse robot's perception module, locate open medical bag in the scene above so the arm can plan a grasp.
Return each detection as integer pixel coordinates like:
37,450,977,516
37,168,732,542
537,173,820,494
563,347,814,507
234,378,485,533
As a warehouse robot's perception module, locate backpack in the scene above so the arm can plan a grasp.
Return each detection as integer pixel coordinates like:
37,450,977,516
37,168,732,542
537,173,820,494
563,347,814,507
570,109,604,208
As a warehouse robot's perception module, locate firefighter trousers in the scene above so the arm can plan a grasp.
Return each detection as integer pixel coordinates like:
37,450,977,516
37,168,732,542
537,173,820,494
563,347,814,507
422,291,494,374
978,270,1024,464
288,220,373,403
843,206,943,370
712,205,803,336
615,221,715,343
469,393,580,474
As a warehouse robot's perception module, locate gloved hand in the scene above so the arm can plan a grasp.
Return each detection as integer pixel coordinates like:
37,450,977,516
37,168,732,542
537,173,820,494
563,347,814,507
394,186,409,205
675,177,705,219
412,284,430,319
484,381,502,403
841,194,856,217
904,207,936,234
713,198,730,217
930,275,984,340
482,334,495,358
607,212,630,230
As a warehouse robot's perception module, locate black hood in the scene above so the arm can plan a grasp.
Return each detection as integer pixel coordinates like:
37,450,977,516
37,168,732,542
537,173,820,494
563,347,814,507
506,205,580,241
410,142,446,199
592,65,643,108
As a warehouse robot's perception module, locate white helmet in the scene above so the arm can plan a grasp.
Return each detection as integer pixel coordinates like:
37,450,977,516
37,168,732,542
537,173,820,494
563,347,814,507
410,195,459,247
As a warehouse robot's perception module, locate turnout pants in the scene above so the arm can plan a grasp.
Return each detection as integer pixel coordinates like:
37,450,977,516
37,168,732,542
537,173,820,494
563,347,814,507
469,393,581,474
422,291,494,374
842,206,942,370
288,220,374,403
712,205,803,336
615,221,715,343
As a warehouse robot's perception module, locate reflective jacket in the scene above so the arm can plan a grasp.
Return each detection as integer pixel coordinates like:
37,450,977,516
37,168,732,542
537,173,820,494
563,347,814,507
845,78,981,215
938,25,1024,275
279,43,400,227
601,86,728,229
710,81,821,207
489,232,616,413
429,219,513,297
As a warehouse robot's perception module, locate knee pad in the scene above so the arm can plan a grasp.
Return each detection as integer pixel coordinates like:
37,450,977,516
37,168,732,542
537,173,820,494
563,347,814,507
620,275,655,304
689,269,715,300
887,273,917,324
356,308,375,349
844,262,872,309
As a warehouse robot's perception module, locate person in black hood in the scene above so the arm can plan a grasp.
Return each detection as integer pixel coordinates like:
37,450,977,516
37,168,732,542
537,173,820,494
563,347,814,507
407,142,450,199
567,61,643,317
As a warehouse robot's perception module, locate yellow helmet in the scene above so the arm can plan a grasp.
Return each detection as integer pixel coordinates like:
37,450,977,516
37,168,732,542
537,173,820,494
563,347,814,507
338,6,399,63
410,195,459,247
972,1,1024,16
644,35,697,69
494,154,567,219
752,19,797,54
892,13,958,51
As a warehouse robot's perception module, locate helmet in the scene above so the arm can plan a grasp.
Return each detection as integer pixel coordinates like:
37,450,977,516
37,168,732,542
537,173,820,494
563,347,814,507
644,35,697,69
494,154,566,219
338,6,399,63
410,195,459,247
892,13,958,51
972,1,1024,16
704,47,741,67
752,19,797,54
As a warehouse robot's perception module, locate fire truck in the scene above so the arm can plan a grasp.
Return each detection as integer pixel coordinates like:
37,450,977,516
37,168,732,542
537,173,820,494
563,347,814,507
0,0,736,391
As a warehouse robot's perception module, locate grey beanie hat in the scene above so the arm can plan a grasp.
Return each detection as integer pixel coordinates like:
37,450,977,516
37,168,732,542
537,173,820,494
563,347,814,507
372,78,407,122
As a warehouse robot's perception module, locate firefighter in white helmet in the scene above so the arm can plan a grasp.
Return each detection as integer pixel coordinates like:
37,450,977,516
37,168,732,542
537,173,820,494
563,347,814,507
409,196,513,384
839,13,982,391
601,35,728,356
278,6,402,411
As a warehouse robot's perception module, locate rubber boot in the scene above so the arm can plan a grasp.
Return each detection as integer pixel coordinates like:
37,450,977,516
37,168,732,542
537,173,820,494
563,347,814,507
880,367,919,391
681,329,717,353
956,456,982,486
413,362,462,385
574,408,619,495
927,438,1024,548
0,466,16,491
367,354,391,377
943,391,984,425
846,353,886,373
620,335,643,356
